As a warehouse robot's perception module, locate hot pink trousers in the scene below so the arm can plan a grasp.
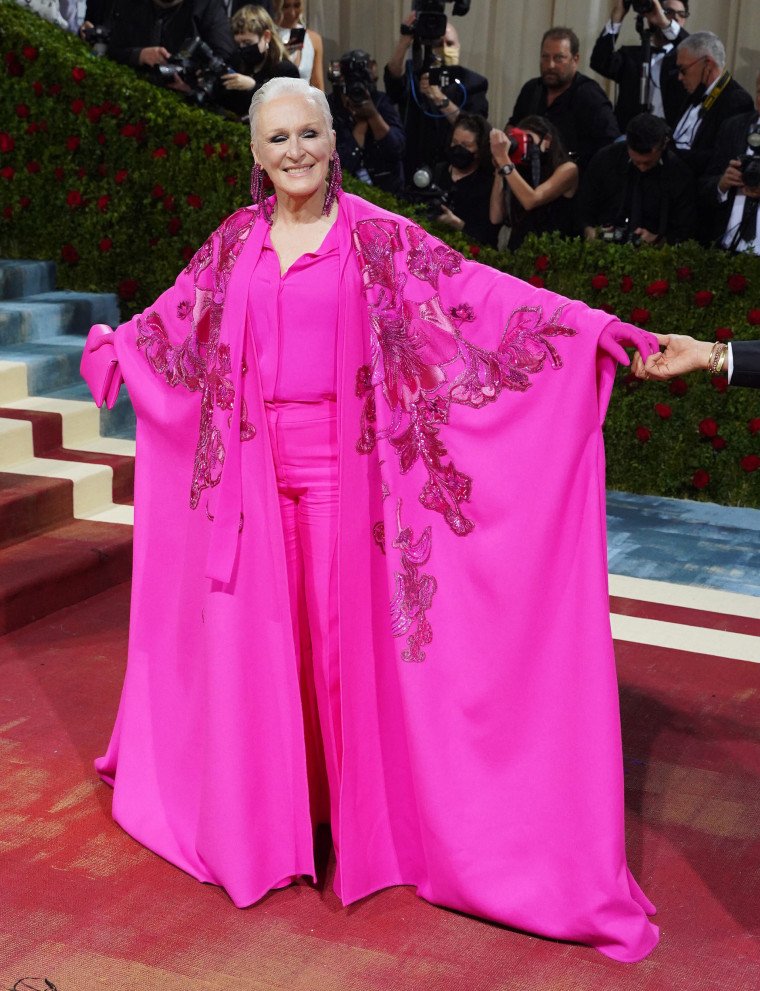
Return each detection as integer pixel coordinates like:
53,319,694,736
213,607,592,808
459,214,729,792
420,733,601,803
264,399,342,847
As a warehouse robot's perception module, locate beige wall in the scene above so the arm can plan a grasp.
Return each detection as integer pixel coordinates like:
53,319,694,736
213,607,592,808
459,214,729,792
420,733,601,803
306,1,759,130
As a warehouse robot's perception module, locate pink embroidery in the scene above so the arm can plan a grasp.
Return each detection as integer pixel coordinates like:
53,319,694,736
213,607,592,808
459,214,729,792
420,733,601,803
352,220,577,537
139,208,258,509
389,500,437,663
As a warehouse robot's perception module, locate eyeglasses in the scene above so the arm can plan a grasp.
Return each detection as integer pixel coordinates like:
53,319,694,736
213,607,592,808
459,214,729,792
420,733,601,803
676,56,705,76
663,8,689,20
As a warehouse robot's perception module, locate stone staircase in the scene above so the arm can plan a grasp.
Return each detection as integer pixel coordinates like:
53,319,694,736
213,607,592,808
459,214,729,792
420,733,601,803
0,259,136,635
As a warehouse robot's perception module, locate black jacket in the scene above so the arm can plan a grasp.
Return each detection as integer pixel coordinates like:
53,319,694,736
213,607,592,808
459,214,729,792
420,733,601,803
508,73,620,172
732,341,760,389
89,0,236,70
219,58,300,120
699,110,760,246
589,27,688,129
328,90,406,196
673,74,754,178
577,139,696,243
431,163,500,248
384,63,488,176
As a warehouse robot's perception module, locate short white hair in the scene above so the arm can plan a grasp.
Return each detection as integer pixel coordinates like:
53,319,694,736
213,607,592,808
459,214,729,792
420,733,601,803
680,31,726,71
249,77,333,150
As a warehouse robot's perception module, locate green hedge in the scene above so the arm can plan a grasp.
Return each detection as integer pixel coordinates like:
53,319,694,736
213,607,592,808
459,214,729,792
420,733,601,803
1,2,758,507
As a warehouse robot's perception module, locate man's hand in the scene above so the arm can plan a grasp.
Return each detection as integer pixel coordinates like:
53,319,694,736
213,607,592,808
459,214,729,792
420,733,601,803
631,333,713,380
418,73,445,106
610,0,628,24
138,46,171,67
345,95,377,121
645,0,671,31
634,227,660,245
719,159,747,194
437,204,464,231
221,72,255,91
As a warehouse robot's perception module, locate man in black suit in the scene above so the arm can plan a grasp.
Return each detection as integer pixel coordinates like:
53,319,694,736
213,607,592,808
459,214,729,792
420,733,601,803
509,27,620,172
700,73,760,250
385,11,488,177
671,32,754,177
590,0,689,129
578,112,696,244
633,335,760,389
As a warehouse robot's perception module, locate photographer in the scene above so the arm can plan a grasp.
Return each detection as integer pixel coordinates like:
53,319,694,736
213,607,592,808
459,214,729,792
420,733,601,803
700,72,760,252
385,7,488,177
219,5,299,120
83,0,235,82
327,50,406,196
489,116,578,251
590,0,689,129
577,112,696,245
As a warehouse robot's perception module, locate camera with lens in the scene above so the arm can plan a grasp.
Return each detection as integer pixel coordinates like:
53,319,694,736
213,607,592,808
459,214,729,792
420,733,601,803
328,51,375,105
601,226,642,247
405,165,451,222
624,0,656,14
82,24,110,57
152,37,235,106
738,154,760,190
506,127,542,188
409,0,470,43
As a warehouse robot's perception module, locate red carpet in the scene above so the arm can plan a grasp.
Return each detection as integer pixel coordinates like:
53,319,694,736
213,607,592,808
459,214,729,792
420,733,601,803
1,583,759,991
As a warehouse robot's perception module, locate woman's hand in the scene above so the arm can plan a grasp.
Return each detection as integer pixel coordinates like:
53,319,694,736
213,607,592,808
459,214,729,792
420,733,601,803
489,129,512,168
437,204,465,231
221,72,255,91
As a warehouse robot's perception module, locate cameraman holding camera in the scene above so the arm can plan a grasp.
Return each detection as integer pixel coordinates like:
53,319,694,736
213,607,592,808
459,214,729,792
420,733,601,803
701,72,760,252
327,49,406,196
385,5,488,177
590,0,689,129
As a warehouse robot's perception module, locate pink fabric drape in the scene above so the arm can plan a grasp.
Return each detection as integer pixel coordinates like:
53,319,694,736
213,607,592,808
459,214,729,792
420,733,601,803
84,192,659,962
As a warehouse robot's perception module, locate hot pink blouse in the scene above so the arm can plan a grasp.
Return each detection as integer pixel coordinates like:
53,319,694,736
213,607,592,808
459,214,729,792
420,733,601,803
248,223,339,402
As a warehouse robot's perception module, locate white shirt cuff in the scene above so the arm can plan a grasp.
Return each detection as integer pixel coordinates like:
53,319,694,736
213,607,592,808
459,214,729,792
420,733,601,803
727,343,734,383
717,187,729,203
603,19,622,36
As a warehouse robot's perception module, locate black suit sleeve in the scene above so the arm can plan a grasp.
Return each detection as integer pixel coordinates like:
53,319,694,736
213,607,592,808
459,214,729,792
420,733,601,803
574,82,621,171
731,341,760,389
589,29,625,82
194,1,235,63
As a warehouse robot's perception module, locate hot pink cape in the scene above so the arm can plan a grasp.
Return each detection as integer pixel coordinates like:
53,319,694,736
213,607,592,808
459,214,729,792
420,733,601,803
84,192,659,962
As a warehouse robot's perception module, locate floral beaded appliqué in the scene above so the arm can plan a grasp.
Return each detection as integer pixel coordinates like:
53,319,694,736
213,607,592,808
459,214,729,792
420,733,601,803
352,218,577,537
137,208,257,509
386,500,437,663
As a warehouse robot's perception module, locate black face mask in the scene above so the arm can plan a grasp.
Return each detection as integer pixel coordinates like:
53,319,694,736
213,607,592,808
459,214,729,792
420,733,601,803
446,144,476,170
238,44,265,73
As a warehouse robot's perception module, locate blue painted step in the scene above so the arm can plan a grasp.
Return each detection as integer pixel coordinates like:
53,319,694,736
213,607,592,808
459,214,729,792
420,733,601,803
0,292,120,347
0,260,56,300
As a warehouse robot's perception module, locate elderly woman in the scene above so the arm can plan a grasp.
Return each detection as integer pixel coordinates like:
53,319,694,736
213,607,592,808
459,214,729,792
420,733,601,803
82,78,660,963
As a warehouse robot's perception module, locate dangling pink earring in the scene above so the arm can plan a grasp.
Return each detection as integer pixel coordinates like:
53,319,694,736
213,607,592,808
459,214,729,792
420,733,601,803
322,150,342,215
250,162,273,223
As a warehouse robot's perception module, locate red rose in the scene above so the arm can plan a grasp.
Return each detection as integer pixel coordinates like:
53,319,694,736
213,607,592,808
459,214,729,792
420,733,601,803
70,98,85,115
22,46,39,61
149,237,159,248
749,418,760,435
740,455,760,472
66,190,82,209
219,142,229,157
622,373,641,394
25,122,38,135
181,245,195,262
748,309,760,325
224,175,237,186
711,377,728,394
31,80,43,96
15,104,29,118
2,206,12,219
61,244,79,264
77,168,87,179
1,167,15,181
692,470,710,489
6,58,23,78
19,196,30,210
152,147,168,159
187,193,203,209
118,279,139,301
630,307,651,325
527,275,544,288
40,120,48,132
694,290,714,307
468,245,481,256
66,136,80,152
727,273,748,293
163,194,176,213
646,279,670,299
97,195,110,212
167,217,182,235
54,167,64,181
620,275,634,293
636,426,650,443
86,106,102,123
96,133,106,145
654,403,671,419
534,254,549,272
72,66,87,83
0,133,15,153
676,266,692,282
698,418,718,438
173,132,189,147
591,273,608,290
121,124,136,137
99,237,112,253
203,143,215,158
98,165,108,176
48,83,62,95
151,184,165,199
712,436,726,451
599,304,616,314
715,327,734,341
25,161,40,174
114,170,129,184
669,378,688,396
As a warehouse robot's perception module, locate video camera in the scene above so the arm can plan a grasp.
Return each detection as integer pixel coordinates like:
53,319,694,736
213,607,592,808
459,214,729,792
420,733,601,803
406,165,451,222
404,0,470,89
739,122,760,189
152,37,235,106
327,51,375,105
624,0,656,14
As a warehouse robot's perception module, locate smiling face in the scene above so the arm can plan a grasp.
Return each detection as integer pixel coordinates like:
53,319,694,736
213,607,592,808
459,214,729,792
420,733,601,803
278,0,303,29
251,92,334,206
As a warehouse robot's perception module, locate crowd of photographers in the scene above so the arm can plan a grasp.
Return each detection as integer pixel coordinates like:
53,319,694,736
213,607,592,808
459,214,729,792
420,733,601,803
17,0,760,255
